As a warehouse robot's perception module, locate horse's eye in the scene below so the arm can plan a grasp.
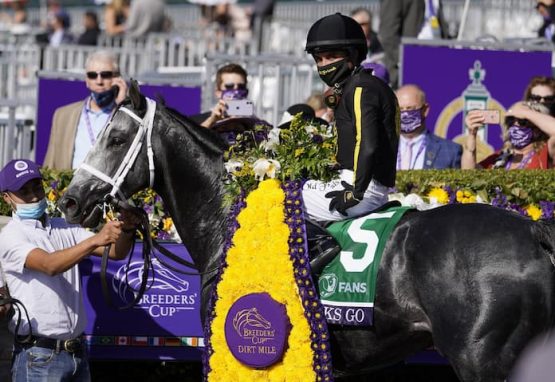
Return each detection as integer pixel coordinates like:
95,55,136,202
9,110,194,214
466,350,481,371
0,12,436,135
110,137,126,147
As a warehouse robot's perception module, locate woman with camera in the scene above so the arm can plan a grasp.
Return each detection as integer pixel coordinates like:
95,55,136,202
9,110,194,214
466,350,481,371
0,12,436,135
462,101,555,169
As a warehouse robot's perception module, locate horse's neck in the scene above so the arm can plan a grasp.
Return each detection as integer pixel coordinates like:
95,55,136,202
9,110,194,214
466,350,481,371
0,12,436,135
153,125,227,273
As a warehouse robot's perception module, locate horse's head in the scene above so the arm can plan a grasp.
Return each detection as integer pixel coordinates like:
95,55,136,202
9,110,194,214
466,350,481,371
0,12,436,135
60,81,152,227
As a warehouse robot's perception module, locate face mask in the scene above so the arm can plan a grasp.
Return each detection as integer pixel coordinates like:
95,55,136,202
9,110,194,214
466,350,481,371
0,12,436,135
400,109,423,133
91,88,116,108
221,89,248,100
317,58,352,87
13,198,47,220
508,125,534,149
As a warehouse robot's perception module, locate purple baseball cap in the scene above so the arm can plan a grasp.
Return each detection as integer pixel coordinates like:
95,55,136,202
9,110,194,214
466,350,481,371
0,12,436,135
0,159,42,192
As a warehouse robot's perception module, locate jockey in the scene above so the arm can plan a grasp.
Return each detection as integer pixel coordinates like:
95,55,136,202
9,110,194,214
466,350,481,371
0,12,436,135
303,13,400,222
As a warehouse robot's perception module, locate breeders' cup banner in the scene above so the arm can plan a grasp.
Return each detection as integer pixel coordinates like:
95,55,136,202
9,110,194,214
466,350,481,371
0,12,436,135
401,40,552,159
35,77,201,166
79,242,204,360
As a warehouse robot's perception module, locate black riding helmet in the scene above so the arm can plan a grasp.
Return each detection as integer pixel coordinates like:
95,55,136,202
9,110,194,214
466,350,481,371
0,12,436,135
305,13,368,66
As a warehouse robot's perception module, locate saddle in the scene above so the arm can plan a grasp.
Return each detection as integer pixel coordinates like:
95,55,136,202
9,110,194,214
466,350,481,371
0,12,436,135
307,200,401,276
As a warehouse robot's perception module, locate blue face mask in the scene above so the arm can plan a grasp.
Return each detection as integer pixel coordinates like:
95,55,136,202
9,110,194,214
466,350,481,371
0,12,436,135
14,198,47,220
91,88,116,108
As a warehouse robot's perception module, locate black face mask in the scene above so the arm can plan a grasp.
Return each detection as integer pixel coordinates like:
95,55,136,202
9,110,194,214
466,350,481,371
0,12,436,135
317,58,351,87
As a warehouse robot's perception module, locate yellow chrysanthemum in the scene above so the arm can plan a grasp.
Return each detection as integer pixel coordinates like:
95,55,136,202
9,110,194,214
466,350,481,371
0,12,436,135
456,190,476,204
526,204,542,221
208,179,316,382
162,217,173,232
427,187,449,204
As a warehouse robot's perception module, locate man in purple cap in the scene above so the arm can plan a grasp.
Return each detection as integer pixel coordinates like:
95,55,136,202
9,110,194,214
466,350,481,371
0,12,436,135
0,159,137,382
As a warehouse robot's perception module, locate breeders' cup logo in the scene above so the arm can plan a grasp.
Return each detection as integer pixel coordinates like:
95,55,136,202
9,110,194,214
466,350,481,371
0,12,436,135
112,259,197,317
233,308,274,344
319,273,338,298
14,161,28,171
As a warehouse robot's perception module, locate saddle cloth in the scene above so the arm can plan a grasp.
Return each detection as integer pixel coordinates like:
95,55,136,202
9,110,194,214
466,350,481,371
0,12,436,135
318,206,411,326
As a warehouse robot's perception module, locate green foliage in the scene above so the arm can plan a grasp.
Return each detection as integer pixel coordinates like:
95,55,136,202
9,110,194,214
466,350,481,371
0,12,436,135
395,169,555,206
222,114,338,203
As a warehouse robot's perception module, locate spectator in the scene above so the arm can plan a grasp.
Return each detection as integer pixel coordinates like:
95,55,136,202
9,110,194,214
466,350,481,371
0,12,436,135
379,0,448,88
104,0,130,37
536,0,555,43
125,0,167,37
306,92,332,122
523,75,555,116
0,158,137,382
48,9,73,47
44,50,128,170
462,101,555,169
396,84,461,169
7,0,30,35
251,0,275,52
278,103,329,129
363,61,390,85
350,7,383,57
190,63,250,129
303,13,399,221
77,10,101,46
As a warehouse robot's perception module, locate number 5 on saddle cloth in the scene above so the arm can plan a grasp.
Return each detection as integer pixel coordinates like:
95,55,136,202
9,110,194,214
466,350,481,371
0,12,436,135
307,202,411,327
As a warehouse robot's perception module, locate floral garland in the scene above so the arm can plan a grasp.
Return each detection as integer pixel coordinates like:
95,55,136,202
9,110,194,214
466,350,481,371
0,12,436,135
205,179,332,381
393,184,555,221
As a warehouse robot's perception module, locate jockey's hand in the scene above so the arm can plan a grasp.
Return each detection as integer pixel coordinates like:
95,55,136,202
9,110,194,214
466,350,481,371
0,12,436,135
325,181,362,216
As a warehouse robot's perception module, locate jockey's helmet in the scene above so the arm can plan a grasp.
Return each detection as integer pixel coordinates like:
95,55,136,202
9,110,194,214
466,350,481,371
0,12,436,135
305,13,368,66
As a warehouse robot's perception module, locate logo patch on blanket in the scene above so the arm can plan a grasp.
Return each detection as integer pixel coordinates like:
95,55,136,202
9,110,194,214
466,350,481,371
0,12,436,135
318,206,411,326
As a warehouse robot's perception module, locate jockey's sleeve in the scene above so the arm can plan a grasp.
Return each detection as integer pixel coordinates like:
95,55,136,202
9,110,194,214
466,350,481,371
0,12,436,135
351,86,380,196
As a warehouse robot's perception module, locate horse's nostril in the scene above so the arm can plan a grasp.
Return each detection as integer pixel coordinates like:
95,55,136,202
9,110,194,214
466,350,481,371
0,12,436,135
62,197,77,212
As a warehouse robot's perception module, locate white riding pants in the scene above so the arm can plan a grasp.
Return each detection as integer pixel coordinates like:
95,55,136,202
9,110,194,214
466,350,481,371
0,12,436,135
302,170,389,222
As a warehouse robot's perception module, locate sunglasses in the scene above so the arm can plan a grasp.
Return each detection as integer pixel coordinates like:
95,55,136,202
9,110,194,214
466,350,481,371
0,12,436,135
86,71,118,80
528,94,555,103
223,82,247,90
505,116,529,127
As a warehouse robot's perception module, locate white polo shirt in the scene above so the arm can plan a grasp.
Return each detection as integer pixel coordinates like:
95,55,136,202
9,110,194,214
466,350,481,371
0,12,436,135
0,214,94,340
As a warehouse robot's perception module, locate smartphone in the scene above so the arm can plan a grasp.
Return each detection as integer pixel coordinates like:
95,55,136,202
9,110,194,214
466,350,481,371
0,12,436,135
226,100,254,117
111,85,119,98
481,109,500,124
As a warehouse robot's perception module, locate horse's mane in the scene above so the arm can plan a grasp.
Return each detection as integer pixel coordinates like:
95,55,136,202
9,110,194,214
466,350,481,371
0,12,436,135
161,104,229,157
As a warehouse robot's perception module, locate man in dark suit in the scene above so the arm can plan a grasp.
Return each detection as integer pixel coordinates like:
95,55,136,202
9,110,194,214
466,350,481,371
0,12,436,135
396,84,461,169
378,0,448,88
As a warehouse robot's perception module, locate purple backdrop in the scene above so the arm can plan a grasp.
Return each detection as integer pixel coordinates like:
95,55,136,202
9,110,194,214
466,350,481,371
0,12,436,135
79,242,203,360
36,77,202,165
401,44,552,152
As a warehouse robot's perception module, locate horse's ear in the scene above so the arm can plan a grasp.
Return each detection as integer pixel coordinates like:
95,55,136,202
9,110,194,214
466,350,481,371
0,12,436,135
129,79,145,111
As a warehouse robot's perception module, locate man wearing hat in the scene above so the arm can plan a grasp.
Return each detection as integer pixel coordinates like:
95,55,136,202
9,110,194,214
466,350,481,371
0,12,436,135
0,159,137,381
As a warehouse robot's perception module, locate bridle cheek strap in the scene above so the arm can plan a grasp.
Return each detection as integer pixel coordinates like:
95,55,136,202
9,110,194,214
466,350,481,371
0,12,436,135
78,97,157,199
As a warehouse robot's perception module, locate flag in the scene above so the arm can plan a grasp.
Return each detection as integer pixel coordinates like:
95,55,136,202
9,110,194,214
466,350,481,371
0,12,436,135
132,336,148,346
116,336,130,346
97,336,115,346
148,337,164,346
164,337,181,347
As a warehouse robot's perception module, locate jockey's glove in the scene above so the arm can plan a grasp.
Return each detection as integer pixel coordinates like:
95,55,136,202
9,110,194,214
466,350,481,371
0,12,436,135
325,181,362,216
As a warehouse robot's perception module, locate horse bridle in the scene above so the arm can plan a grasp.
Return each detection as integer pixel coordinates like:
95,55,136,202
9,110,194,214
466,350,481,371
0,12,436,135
78,97,157,200
75,98,215,309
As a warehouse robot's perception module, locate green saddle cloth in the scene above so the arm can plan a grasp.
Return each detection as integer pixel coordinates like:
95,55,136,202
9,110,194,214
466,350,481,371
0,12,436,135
318,206,411,326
